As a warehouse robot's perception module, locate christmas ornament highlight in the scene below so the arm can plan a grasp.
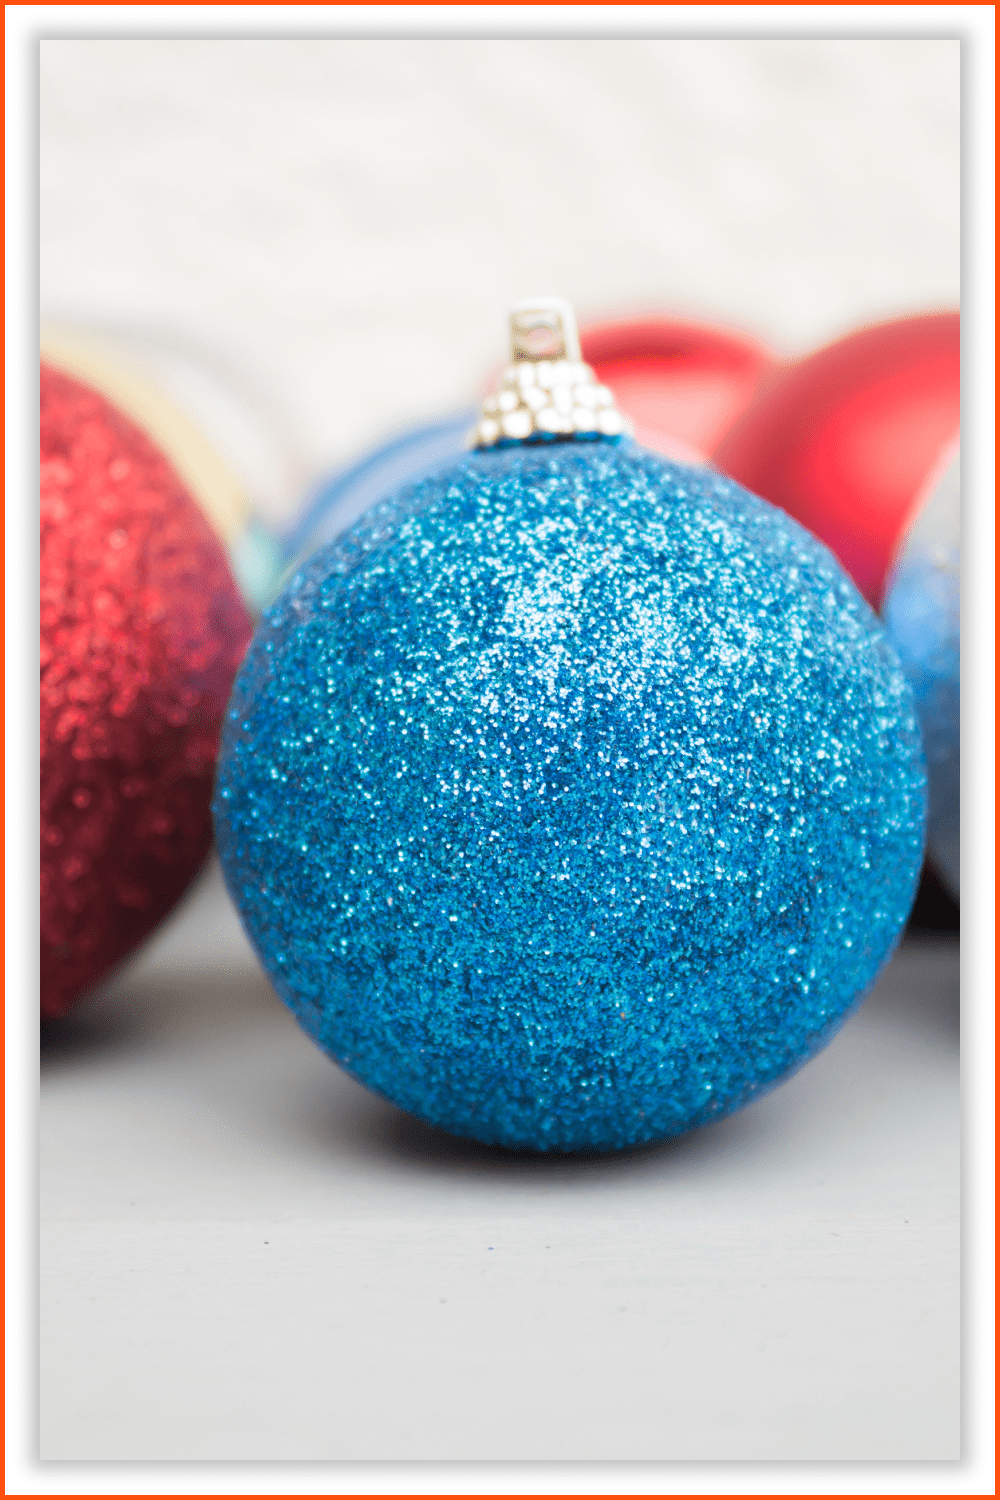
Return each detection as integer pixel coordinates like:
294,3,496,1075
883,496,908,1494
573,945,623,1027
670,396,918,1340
215,299,926,1153
40,364,252,1017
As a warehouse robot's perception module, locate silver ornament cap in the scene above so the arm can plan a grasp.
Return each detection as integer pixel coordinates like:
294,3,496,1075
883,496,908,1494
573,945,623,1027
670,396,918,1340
468,296,632,450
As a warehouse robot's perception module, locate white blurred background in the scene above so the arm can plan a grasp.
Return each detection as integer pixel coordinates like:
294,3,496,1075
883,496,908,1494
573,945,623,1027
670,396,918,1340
40,38,960,520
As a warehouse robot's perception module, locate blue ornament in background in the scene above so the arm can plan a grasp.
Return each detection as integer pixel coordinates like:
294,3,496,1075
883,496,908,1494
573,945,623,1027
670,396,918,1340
214,300,926,1153
883,446,959,898
280,408,475,577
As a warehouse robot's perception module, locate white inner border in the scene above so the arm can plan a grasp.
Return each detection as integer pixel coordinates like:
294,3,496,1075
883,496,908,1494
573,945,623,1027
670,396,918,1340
9,6,995,1496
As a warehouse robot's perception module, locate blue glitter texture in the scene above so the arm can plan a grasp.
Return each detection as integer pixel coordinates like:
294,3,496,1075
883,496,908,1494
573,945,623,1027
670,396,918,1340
214,441,926,1152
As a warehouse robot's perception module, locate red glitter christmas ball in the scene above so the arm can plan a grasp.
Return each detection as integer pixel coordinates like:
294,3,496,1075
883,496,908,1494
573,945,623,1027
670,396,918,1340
712,312,960,608
40,364,253,1017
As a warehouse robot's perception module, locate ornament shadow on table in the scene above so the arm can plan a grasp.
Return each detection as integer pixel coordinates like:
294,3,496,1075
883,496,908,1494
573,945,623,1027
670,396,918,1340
214,296,927,1155
322,1062,770,1173
279,313,777,586
39,364,253,1018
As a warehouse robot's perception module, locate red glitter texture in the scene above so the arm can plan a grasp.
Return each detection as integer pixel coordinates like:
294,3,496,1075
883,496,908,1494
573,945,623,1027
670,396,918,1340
40,364,253,1017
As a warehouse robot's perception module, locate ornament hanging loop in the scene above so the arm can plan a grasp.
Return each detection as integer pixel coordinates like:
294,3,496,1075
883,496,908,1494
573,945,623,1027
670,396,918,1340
508,297,582,363
468,296,632,450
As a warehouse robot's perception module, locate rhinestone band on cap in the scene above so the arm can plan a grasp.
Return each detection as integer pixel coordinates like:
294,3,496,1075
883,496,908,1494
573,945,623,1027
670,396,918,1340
468,296,632,450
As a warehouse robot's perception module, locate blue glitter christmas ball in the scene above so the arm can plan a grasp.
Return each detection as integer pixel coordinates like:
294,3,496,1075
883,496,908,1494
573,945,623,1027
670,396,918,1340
214,440,926,1152
883,447,959,897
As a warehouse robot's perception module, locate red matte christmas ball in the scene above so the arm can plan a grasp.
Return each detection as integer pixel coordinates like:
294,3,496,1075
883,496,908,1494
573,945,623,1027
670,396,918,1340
580,315,777,465
40,364,253,1017
712,312,960,608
